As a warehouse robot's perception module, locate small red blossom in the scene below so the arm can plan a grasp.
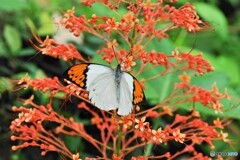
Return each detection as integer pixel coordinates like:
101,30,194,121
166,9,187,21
172,129,186,143
213,118,224,129
175,72,191,89
131,156,148,160
98,48,115,63
162,106,173,116
220,131,229,143
72,153,81,160
135,117,149,131
100,17,119,34
120,115,135,129
121,56,136,71
152,128,165,144
112,154,121,160
146,110,159,118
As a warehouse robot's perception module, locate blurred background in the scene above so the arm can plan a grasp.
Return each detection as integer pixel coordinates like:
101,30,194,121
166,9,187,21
0,0,240,159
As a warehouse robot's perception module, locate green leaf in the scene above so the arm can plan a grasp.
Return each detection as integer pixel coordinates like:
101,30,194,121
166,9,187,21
0,0,27,12
37,12,56,35
191,71,228,89
17,48,35,57
34,69,47,79
79,3,122,19
0,38,8,58
64,135,82,152
215,56,240,85
0,77,13,93
146,38,174,53
92,53,111,66
194,2,228,40
3,25,22,54
140,38,176,102
25,17,37,32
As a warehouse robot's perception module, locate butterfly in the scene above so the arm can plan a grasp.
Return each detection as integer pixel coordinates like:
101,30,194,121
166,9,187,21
63,63,145,115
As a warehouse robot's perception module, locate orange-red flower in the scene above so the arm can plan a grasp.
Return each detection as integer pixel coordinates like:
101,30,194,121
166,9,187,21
152,128,165,144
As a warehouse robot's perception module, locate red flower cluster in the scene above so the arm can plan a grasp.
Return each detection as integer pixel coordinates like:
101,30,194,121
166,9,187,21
11,94,230,159
139,51,169,68
179,52,214,75
10,0,232,159
10,96,73,157
17,73,89,100
170,3,203,32
175,72,228,113
31,33,87,62
192,84,228,113
59,1,206,72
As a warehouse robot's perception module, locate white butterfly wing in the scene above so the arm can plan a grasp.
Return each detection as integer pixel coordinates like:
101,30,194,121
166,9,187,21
86,64,113,88
117,72,134,115
86,65,118,110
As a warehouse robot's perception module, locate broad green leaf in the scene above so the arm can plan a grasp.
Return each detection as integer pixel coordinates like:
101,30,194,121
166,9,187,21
3,25,22,54
194,2,228,40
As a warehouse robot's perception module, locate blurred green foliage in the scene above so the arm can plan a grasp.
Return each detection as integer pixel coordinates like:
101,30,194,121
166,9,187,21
0,0,240,159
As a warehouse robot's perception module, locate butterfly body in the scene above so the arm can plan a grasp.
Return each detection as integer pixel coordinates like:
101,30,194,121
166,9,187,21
64,63,145,115
114,65,122,103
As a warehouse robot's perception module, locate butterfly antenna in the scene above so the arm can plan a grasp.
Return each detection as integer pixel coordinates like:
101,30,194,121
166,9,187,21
112,46,119,65
26,30,42,62
26,50,42,62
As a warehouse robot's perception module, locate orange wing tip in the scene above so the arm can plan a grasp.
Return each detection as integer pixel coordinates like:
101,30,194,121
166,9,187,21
133,79,145,105
63,64,89,88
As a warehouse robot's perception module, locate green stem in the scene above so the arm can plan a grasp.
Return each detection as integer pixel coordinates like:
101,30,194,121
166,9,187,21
116,124,123,156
